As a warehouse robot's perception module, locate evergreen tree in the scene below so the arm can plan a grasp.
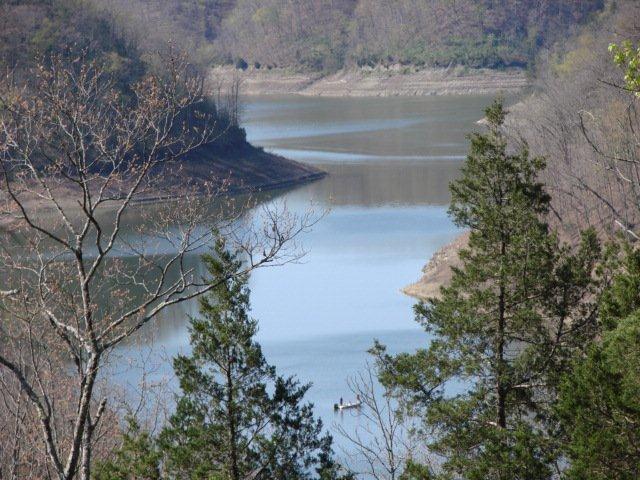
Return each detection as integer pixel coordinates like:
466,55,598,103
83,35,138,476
93,417,162,480
372,101,600,480
556,243,640,479
159,237,349,480
556,312,640,480
598,242,640,330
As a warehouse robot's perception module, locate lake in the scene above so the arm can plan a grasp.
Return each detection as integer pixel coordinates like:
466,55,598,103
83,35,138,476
112,94,500,463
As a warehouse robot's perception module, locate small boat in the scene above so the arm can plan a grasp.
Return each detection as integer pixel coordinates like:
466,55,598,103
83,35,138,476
334,401,362,411
334,395,362,411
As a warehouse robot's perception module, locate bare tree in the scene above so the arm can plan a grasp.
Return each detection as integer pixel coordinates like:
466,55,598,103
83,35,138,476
506,0,640,242
0,365,121,480
577,100,640,240
335,365,420,480
209,72,244,127
0,52,312,480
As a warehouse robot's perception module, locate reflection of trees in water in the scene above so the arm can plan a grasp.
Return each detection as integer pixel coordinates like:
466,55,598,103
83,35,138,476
2,189,295,350
306,161,459,207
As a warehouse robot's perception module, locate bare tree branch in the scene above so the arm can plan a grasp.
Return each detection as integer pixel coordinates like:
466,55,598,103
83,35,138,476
0,50,314,480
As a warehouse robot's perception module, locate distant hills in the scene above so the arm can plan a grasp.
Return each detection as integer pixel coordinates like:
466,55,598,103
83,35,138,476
1,1,606,75
96,0,605,72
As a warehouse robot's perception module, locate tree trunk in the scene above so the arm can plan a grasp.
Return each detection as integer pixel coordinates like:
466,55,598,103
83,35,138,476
80,418,92,480
226,358,240,480
497,281,507,430
496,237,507,430
496,238,508,480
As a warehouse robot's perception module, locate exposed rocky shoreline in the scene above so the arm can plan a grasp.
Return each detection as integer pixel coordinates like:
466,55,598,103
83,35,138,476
402,232,468,301
0,146,325,231
210,65,529,97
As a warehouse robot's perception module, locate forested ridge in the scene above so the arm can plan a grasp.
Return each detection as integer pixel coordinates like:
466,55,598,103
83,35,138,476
0,0,145,86
3,0,605,74
0,0,325,199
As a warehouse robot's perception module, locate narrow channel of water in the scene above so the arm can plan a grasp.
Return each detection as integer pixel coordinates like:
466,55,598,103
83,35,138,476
111,94,502,460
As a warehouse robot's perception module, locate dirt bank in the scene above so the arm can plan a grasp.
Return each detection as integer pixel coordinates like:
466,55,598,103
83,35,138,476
174,144,325,196
210,65,529,97
0,146,325,230
402,232,469,301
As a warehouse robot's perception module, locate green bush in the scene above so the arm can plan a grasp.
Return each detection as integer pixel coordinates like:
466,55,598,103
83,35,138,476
235,57,248,70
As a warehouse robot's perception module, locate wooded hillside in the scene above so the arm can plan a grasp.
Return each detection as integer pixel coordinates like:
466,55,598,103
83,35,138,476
0,0,324,198
93,0,605,72
0,0,145,86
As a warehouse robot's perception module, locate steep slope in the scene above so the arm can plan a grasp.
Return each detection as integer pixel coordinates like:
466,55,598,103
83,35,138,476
0,0,324,199
0,0,145,86
405,0,640,300
95,0,605,72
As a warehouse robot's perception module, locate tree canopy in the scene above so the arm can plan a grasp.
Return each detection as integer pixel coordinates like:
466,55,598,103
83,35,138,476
372,101,601,479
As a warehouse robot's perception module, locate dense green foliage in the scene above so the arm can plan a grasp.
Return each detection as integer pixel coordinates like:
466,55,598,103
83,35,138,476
549,43,640,478
557,315,640,480
371,101,602,479
377,34,640,478
93,418,162,480
160,238,343,480
555,245,640,480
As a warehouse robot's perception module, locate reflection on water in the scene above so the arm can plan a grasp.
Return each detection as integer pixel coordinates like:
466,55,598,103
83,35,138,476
111,93,503,458
285,160,460,206
242,95,497,208
243,95,487,158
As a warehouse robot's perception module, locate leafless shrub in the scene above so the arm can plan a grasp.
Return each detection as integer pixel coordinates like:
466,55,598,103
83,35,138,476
335,365,423,480
0,50,314,480
508,1,640,241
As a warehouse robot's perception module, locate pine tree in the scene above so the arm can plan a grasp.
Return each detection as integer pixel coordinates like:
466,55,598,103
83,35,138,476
372,101,600,480
556,312,640,480
159,237,349,480
556,243,640,479
598,242,640,330
93,417,162,480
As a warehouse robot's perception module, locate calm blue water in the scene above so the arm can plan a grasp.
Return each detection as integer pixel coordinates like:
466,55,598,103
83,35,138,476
113,94,500,462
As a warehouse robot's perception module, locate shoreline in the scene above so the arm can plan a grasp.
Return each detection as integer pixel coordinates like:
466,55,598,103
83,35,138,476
402,232,468,301
210,65,530,97
130,170,326,206
0,148,326,231
402,99,534,301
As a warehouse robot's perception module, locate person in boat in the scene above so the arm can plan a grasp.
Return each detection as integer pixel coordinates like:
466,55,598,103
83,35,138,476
339,397,343,406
